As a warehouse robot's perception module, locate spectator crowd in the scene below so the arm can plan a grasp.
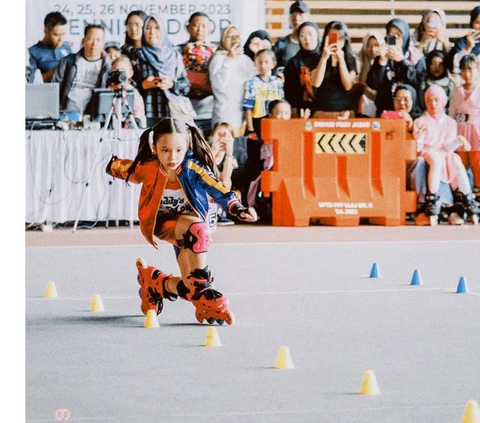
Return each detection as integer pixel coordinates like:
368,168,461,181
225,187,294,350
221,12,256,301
27,1,480,226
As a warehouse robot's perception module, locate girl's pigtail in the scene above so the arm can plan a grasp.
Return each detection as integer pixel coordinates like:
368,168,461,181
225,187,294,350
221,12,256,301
188,124,218,175
126,127,155,182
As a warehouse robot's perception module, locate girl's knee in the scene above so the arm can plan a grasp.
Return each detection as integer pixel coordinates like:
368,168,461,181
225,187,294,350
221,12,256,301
182,221,211,254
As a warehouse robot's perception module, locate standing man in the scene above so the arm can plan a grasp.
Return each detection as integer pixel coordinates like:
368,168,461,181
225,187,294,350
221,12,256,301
28,12,72,82
273,1,311,68
52,24,111,116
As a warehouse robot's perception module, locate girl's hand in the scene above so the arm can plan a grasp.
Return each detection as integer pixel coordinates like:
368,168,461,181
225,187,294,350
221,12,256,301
378,44,389,65
300,108,311,119
227,42,243,58
333,46,345,63
238,206,258,222
465,30,480,52
386,46,405,62
321,43,334,61
458,135,472,151
142,76,159,90
157,76,174,90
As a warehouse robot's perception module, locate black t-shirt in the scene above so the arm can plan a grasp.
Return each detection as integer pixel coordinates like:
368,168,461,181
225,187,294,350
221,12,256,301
314,55,357,112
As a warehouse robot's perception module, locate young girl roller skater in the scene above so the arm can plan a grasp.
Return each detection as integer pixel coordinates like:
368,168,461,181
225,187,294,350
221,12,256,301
413,85,480,225
107,118,258,324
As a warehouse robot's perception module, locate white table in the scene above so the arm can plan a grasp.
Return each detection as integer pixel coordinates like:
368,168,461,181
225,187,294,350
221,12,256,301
26,129,142,224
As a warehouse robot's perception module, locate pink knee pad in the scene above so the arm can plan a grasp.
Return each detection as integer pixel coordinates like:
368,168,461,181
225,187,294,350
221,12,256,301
183,222,211,253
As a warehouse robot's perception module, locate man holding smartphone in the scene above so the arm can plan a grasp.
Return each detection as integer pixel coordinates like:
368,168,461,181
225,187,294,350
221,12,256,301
273,1,311,68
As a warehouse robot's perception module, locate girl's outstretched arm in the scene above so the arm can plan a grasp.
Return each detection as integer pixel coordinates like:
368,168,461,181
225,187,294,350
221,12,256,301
229,202,258,223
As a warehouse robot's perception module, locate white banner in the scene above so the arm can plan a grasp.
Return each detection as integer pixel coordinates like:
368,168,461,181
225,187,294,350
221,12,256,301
26,0,265,54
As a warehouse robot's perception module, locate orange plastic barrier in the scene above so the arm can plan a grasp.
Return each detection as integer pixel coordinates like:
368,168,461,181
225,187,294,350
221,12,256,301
260,118,417,226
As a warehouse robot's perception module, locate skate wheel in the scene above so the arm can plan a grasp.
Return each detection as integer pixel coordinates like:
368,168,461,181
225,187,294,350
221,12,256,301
206,317,215,325
224,310,235,326
138,288,142,298
216,319,225,325
136,257,147,270
471,214,479,225
429,216,438,226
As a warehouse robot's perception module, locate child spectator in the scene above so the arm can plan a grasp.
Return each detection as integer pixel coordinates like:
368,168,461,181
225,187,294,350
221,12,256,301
413,86,479,225
311,21,357,118
209,26,255,137
414,9,451,55
106,118,257,324
367,18,426,116
109,55,147,128
284,22,321,118
178,12,217,137
418,50,456,112
209,122,238,225
449,54,480,200
243,49,285,192
105,42,121,62
448,6,480,76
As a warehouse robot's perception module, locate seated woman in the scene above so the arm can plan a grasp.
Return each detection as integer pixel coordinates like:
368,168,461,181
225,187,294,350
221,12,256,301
311,21,357,118
284,22,321,118
413,86,479,225
367,18,426,116
134,15,190,127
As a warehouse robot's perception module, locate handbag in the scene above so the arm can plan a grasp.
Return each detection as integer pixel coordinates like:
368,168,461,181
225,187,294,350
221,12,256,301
164,90,197,124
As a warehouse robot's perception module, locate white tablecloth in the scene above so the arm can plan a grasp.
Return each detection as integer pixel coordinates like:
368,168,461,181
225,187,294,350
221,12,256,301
26,129,142,224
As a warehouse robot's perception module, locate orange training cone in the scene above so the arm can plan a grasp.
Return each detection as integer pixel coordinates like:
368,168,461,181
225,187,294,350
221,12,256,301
90,294,105,312
44,281,58,298
144,309,160,328
274,346,294,369
462,400,480,423
359,370,380,395
204,327,222,347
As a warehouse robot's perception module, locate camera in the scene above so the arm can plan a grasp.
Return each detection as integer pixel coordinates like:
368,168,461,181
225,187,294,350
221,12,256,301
107,69,128,88
386,35,397,46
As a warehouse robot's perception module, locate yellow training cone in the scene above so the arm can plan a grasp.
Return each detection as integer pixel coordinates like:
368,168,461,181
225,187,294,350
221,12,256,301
144,309,160,328
90,294,105,312
463,400,480,423
44,281,58,298
204,327,222,347
359,370,380,395
274,346,294,369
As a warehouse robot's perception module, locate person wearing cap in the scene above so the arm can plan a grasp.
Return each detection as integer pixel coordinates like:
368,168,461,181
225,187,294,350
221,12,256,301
273,1,311,69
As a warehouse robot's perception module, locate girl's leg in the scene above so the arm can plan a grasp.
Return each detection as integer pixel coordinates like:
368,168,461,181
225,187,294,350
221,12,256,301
469,151,480,192
451,154,480,224
423,151,443,193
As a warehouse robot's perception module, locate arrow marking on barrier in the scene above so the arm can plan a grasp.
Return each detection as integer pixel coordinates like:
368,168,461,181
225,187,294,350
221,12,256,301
315,133,367,154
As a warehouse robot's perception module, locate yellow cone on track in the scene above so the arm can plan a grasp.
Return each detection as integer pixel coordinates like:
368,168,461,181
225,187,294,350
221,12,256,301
205,327,222,347
359,370,380,395
44,281,58,298
90,294,105,312
274,346,294,369
463,400,480,423
144,309,160,328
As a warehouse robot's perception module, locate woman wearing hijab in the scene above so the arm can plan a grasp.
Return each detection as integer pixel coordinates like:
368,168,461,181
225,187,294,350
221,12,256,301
284,22,321,117
134,15,190,127
418,50,455,111
243,30,273,62
366,18,426,117
448,6,480,75
414,8,451,55
208,25,255,137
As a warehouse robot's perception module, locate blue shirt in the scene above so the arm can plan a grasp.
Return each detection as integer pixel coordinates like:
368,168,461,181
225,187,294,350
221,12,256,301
28,41,72,73
243,75,284,118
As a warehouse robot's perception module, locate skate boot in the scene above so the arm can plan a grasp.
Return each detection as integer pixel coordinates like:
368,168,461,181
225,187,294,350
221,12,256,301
461,191,480,225
177,266,235,326
136,258,178,315
424,191,441,226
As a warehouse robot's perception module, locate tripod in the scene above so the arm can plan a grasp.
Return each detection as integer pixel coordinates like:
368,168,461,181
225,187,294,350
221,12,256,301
72,88,141,233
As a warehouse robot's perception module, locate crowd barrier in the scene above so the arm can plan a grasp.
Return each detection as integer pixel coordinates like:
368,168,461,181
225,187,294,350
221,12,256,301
260,118,417,226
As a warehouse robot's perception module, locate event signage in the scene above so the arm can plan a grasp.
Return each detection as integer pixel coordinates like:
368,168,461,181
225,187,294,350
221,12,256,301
26,0,266,53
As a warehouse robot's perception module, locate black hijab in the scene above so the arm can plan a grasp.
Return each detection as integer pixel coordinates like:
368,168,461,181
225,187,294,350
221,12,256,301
243,30,273,61
425,50,448,81
394,84,422,119
450,6,480,62
295,22,321,67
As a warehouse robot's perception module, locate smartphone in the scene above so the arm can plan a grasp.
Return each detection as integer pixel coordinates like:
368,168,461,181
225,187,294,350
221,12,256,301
275,66,285,77
382,111,403,119
429,16,442,29
328,32,338,45
386,35,396,46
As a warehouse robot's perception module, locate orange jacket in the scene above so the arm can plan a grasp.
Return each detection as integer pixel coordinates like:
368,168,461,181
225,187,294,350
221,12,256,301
108,154,239,248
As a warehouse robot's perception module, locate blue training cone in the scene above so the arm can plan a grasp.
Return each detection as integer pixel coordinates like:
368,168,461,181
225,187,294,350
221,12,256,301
410,269,423,286
369,263,381,278
456,276,469,294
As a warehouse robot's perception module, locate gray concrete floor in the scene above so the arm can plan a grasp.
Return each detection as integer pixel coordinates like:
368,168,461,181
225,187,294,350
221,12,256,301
25,238,480,422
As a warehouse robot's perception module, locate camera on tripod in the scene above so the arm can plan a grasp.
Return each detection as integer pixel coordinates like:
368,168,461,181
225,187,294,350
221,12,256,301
107,69,128,90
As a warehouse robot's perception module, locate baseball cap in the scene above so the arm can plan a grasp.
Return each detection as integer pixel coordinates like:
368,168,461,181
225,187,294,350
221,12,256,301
290,1,310,14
